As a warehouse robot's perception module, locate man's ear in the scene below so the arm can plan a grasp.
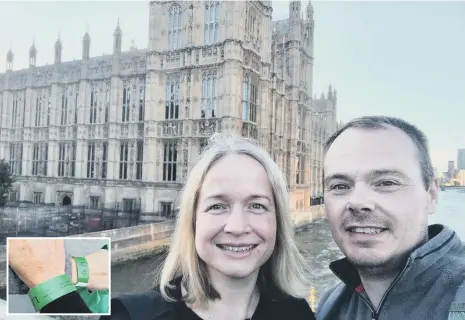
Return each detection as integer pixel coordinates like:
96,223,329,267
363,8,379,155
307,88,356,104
426,178,439,215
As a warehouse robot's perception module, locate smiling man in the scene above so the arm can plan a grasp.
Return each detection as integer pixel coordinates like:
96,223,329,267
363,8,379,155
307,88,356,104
316,116,465,320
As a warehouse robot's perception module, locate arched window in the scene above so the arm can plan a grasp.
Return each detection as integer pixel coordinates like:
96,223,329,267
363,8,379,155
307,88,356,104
165,75,180,120
90,85,98,124
204,1,220,45
105,81,110,123
35,94,41,127
168,4,182,50
241,73,258,122
11,92,18,128
296,108,302,140
122,81,131,122
242,74,250,120
201,71,217,118
61,91,67,126
139,79,145,121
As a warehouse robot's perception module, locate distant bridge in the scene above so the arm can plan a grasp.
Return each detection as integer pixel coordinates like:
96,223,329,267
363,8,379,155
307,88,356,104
440,185,465,191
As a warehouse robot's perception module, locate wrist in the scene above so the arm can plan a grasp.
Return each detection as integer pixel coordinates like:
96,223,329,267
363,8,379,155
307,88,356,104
22,264,65,288
28,274,76,312
28,271,65,288
73,256,90,287
71,257,78,284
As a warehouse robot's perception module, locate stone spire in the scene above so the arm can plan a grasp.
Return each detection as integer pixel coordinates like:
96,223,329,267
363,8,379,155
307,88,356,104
6,47,14,71
82,29,91,61
55,34,62,65
113,18,122,54
306,1,314,20
29,41,37,67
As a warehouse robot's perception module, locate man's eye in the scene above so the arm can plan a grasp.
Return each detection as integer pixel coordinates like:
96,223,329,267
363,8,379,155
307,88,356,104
377,180,398,187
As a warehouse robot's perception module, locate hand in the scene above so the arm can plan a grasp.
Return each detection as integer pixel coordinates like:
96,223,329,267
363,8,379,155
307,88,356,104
8,239,66,288
72,249,109,290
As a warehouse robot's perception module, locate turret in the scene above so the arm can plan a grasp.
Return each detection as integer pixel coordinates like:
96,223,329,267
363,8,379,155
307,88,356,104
304,1,314,49
29,42,37,67
271,28,277,64
289,1,301,41
306,1,314,20
6,48,13,71
327,84,332,100
129,39,137,51
55,34,62,65
113,18,122,54
82,30,91,61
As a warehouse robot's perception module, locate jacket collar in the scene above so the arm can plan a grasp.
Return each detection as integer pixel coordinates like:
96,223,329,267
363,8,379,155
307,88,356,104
329,224,463,292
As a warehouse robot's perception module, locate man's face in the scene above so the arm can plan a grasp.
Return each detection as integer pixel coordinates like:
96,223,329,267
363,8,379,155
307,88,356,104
324,126,438,272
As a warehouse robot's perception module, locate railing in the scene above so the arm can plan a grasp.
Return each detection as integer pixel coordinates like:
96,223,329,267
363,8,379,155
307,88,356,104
440,185,465,191
0,202,147,245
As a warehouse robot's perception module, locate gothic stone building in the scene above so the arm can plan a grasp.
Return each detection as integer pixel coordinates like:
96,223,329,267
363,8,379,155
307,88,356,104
0,0,337,218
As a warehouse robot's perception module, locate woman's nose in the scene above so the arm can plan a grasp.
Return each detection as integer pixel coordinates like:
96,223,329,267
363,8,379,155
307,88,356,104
223,206,251,235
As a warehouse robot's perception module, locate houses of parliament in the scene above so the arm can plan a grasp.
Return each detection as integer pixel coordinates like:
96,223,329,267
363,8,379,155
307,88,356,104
0,1,338,218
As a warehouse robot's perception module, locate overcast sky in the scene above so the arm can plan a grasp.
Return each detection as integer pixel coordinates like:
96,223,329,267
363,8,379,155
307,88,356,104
0,1,464,172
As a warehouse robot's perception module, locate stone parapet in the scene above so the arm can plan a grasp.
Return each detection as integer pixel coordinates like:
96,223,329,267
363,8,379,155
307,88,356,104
292,205,326,232
74,220,175,265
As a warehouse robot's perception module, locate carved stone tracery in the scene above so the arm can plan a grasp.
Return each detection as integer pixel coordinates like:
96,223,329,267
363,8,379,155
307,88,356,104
199,119,216,136
163,121,178,136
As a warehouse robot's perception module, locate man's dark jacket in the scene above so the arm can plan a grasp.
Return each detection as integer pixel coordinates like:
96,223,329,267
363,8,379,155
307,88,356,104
317,224,465,320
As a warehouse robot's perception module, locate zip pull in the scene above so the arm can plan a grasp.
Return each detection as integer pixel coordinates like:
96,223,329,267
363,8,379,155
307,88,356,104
372,311,378,320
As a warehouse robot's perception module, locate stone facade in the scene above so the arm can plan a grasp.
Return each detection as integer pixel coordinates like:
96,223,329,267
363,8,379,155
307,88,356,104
0,1,337,217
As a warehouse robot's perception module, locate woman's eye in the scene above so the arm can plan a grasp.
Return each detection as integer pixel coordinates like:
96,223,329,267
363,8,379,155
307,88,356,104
208,204,225,211
330,184,349,190
250,203,266,211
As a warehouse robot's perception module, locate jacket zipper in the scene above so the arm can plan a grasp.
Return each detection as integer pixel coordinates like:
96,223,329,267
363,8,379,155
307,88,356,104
332,257,412,320
332,272,377,318
367,258,412,320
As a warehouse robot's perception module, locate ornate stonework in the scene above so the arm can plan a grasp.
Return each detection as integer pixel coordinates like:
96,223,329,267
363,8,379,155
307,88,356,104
0,1,336,215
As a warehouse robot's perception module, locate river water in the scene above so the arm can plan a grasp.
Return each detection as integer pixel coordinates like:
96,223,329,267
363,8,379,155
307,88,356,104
111,190,465,301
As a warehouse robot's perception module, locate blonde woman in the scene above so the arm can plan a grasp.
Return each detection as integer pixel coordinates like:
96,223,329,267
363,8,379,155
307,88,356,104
107,134,315,320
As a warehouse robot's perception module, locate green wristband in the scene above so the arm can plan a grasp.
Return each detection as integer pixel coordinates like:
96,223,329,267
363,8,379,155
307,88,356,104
73,257,90,287
28,274,76,312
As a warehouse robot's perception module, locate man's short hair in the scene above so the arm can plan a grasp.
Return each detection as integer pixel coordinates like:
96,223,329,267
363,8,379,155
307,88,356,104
324,116,435,190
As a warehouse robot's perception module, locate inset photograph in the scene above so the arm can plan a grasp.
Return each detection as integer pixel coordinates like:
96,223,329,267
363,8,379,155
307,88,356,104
6,237,110,316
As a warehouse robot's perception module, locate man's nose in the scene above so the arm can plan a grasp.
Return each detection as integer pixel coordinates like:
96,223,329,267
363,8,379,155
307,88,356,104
223,206,251,234
346,185,375,213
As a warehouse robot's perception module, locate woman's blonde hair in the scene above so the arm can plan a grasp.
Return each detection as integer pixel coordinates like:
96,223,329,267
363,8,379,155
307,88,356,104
159,133,311,305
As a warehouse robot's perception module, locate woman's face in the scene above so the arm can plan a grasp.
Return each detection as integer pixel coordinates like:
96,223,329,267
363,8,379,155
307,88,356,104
195,153,277,280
